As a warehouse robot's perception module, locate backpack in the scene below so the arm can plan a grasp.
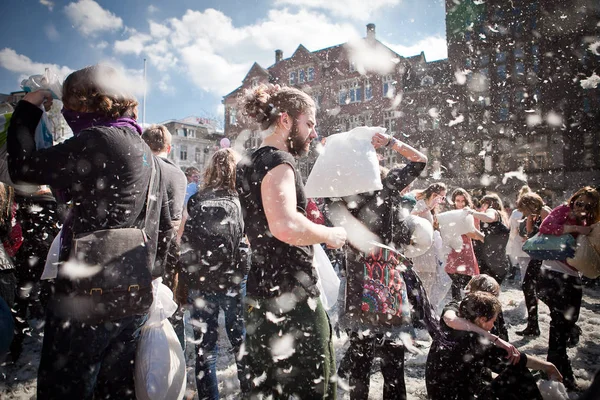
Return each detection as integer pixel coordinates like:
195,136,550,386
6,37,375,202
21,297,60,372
181,190,244,292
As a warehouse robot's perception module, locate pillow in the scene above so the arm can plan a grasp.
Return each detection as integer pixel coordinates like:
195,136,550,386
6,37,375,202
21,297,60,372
305,126,384,198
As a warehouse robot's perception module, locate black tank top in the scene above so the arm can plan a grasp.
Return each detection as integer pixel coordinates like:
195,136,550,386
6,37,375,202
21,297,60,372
236,146,317,298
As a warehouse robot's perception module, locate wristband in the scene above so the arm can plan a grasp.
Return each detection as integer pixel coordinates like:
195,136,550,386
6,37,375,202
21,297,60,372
386,137,396,148
492,336,499,345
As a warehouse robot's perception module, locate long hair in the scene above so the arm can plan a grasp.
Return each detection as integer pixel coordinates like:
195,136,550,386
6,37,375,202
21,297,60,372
62,64,138,119
201,148,238,193
517,192,545,215
451,187,473,209
480,193,508,225
415,182,447,202
568,186,600,225
240,84,315,130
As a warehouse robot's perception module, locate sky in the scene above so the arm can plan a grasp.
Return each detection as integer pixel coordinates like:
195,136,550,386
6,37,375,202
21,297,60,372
0,0,448,125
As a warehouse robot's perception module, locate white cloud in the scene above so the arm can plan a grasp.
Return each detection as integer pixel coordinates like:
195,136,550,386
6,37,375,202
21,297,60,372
156,74,174,94
45,24,60,41
92,41,109,50
0,48,73,83
112,8,359,94
114,30,152,55
385,35,448,61
64,0,123,36
274,0,401,20
40,0,54,11
149,21,170,38
147,5,159,14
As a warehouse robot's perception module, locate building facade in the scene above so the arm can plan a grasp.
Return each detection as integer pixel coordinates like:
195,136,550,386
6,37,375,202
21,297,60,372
222,24,453,180
445,0,600,203
162,116,223,172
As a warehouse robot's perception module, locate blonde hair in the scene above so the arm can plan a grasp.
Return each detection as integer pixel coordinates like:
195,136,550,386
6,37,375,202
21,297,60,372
465,274,500,297
62,64,138,119
518,185,531,199
415,182,447,202
240,84,315,130
201,148,238,193
517,192,545,215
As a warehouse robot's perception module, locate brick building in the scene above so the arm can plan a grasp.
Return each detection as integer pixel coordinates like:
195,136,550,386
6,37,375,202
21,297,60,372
222,24,453,180
444,0,600,203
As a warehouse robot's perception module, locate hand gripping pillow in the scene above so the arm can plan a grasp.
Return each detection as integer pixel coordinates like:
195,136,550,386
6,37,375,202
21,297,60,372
305,126,385,198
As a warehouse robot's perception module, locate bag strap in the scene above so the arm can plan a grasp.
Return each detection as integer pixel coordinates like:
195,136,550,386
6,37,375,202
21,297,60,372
142,156,157,231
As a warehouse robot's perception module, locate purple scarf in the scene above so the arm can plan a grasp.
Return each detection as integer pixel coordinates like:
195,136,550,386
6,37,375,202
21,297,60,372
61,108,143,136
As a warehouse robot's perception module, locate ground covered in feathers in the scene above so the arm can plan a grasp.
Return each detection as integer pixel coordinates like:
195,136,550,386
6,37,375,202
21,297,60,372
1,281,598,399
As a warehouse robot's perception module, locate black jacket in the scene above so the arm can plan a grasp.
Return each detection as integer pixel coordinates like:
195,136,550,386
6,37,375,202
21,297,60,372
7,101,173,284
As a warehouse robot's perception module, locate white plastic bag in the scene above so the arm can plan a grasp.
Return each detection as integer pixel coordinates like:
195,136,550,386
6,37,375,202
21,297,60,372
313,245,340,310
537,379,569,400
135,279,186,400
305,126,385,198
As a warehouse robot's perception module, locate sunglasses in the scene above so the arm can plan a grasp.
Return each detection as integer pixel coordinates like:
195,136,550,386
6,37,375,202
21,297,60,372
574,201,593,211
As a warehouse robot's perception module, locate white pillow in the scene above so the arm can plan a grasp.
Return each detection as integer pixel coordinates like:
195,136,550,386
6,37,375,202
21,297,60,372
305,126,385,198
437,209,476,252
403,215,434,258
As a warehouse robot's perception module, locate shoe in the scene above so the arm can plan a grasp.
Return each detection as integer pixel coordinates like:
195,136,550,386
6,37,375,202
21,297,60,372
566,325,581,348
515,326,540,337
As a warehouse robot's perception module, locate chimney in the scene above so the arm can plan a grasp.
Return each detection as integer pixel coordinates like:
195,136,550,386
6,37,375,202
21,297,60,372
366,23,376,41
275,49,283,64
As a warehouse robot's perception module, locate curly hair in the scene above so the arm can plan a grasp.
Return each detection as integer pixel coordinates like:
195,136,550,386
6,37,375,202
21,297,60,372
202,148,239,193
62,65,139,119
568,186,600,225
239,84,315,130
480,193,508,225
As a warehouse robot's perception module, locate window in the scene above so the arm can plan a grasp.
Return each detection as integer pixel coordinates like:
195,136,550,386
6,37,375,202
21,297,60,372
180,145,188,161
349,81,362,103
299,69,306,83
289,71,297,85
496,52,506,63
349,60,356,72
497,65,507,80
177,128,185,137
383,111,397,134
364,79,373,101
250,77,259,88
339,84,348,105
195,148,202,163
187,129,196,138
307,67,315,81
382,75,395,98
228,107,237,125
348,115,362,129
515,62,525,76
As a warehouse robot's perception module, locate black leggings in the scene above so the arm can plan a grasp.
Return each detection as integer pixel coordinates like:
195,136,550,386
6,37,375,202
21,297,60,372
344,332,406,400
537,269,582,385
448,273,472,301
522,259,542,327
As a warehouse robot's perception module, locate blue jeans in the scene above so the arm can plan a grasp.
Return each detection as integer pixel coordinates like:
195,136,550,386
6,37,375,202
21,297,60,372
37,309,147,400
189,288,248,400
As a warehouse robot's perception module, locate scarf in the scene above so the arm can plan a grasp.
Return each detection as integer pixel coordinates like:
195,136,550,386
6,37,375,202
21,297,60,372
61,108,143,136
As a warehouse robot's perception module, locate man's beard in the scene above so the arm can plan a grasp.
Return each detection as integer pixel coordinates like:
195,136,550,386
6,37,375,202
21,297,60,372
287,119,311,157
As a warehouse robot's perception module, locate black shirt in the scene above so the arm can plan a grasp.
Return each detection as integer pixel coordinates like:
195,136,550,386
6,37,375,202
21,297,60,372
426,301,527,400
236,146,316,298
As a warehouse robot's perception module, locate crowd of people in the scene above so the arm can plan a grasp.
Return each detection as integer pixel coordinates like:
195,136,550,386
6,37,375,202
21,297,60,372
0,66,599,400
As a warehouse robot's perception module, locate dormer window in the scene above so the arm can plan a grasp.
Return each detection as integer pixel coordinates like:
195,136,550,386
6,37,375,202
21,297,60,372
289,71,297,85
